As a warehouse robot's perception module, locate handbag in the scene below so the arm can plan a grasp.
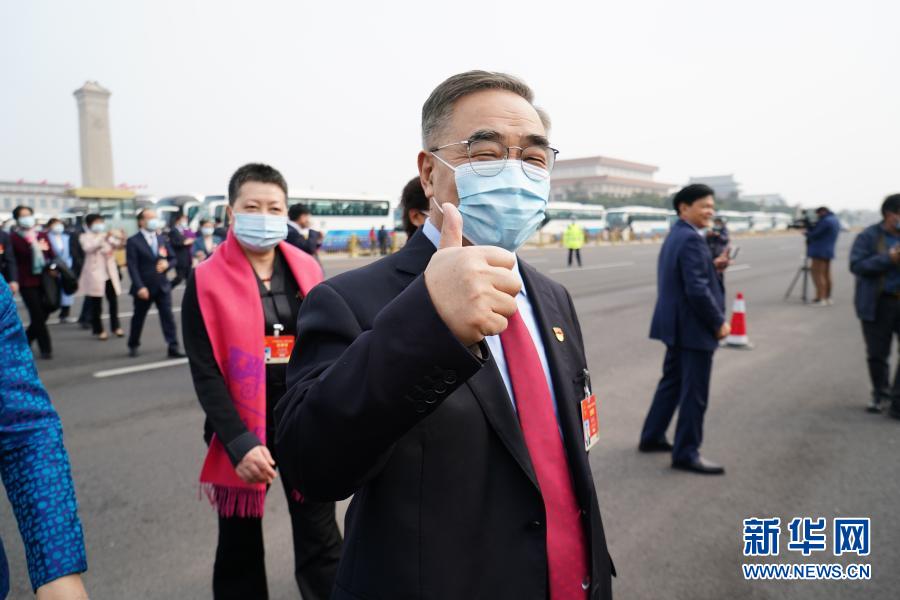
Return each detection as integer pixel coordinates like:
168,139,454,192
52,258,79,295
40,265,61,313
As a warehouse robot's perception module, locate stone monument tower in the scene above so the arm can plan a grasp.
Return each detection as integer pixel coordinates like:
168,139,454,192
73,81,114,188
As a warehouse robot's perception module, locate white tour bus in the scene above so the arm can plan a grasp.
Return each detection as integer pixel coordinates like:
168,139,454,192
716,210,752,233
542,202,606,236
605,206,673,236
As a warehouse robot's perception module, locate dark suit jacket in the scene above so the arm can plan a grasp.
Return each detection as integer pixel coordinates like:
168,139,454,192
285,225,322,257
650,219,725,352
276,229,613,600
0,231,17,284
125,232,176,296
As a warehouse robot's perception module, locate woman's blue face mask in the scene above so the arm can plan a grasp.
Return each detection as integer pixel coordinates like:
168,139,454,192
430,156,550,252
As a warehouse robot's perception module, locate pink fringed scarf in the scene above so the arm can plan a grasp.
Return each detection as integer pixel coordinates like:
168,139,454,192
195,231,322,517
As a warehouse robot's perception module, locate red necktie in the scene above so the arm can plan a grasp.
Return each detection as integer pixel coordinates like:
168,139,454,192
500,310,589,599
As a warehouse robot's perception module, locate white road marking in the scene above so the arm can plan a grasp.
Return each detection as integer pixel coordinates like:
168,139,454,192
549,261,634,274
727,264,752,273
49,307,182,325
93,358,189,379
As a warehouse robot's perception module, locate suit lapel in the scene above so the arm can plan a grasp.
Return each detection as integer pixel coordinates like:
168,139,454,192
519,261,595,507
395,230,540,489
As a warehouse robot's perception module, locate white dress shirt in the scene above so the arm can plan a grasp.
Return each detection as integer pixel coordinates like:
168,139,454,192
421,220,558,416
142,229,158,254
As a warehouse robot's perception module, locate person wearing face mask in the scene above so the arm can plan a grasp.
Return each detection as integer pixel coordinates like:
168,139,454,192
850,194,900,416
182,164,342,600
399,176,429,239
46,218,77,323
168,213,196,288
10,206,55,359
125,208,183,358
78,214,124,340
285,203,323,261
0,223,20,296
192,219,222,262
276,71,614,600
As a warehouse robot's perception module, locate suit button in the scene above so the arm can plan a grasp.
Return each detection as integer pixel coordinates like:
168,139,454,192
415,401,427,414
433,383,448,394
582,577,590,590
528,520,542,530
443,371,457,385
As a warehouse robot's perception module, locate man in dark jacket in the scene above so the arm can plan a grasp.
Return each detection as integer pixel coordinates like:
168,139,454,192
276,70,614,600
639,184,730,474
126,208,183,358
285,203,323,259
0,229,18,294
850,194,900,416
806,206,841,305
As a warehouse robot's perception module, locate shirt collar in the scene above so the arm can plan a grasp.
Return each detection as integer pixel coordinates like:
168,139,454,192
422,219,526,297
287,220,301,233
680,218,705,237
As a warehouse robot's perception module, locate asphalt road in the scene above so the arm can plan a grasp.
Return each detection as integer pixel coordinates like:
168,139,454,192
2,232,898,599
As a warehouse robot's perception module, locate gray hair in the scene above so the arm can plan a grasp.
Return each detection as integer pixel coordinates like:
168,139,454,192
421,70,551,149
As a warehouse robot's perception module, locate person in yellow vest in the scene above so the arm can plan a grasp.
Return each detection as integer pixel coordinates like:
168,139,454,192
563,221,585,267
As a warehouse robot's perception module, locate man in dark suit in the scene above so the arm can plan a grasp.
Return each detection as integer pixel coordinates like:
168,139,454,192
639,184,730,474
285,203,323,259
0,229,18,295
126,208,183,358
276,71,613,599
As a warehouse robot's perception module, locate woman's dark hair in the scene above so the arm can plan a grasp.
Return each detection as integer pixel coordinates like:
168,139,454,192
228,163,288,205
400,177,429,237
199,219,214,227
12,205,33,219
881,194,900,217
85,213,104,226
672,184,715,213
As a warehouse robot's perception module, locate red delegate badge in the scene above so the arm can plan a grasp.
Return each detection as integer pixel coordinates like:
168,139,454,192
264,335,294,364
581,394,600,451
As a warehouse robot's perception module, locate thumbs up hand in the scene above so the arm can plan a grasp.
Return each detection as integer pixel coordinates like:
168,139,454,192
424,202,521,346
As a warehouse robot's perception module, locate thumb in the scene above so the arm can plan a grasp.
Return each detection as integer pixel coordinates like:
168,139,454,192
438,202,464,249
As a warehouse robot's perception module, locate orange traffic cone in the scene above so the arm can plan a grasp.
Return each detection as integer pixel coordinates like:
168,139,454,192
725,292,753,349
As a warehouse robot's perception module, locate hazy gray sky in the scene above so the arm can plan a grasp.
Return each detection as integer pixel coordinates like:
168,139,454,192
2,0,897,210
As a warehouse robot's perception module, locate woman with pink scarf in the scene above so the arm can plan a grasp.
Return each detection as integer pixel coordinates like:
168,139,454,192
182,164,342,599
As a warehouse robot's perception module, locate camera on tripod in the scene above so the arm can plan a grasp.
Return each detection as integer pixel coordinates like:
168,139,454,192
788,209,819,230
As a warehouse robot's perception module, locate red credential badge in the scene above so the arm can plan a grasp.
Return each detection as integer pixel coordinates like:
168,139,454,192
264,335,294,364
581,394,600,451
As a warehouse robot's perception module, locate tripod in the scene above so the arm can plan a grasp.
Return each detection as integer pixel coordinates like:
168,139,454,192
784,257,811,303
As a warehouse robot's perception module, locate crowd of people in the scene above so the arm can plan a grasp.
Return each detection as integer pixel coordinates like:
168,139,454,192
0,69,898,599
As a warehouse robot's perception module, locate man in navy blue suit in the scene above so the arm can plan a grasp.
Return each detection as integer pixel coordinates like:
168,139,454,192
126,208,183,358
639,184,730,474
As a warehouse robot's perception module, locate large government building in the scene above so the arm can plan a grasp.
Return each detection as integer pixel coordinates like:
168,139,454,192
550,155,675,202
0,180,77,216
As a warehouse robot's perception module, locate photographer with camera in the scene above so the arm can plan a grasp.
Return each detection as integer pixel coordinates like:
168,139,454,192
850,194,900,416
805,206,841,306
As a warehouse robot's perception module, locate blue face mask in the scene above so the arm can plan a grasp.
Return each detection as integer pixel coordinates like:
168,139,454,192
232,212,287,251
17,216,36,229
433,158,550,252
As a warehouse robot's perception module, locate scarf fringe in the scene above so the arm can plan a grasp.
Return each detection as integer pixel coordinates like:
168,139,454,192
200,483,266,518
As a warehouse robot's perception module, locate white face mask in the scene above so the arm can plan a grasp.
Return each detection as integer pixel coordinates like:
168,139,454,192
91,223,107,234
51,223,65,234
144,218,162,232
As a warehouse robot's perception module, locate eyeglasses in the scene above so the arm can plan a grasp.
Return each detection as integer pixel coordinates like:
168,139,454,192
430,139,559,181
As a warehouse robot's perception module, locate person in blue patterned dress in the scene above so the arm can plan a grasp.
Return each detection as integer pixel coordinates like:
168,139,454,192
0,277,88,599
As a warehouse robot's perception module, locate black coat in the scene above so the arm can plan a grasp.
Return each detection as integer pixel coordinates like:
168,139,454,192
276,229,613,599
0,230,18,284
125,232,176,296
285,225,322,257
